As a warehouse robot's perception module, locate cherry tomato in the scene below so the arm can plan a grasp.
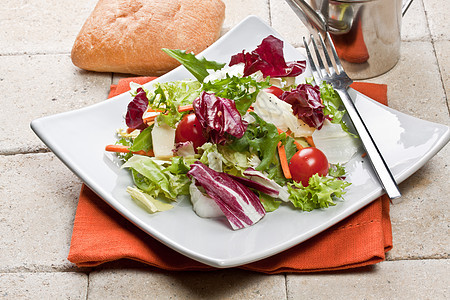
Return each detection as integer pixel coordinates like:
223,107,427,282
288,147,329,186
263,86,284,98
175,113,207,151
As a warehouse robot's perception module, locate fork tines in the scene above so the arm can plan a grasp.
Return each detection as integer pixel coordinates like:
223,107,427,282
303,32,350,87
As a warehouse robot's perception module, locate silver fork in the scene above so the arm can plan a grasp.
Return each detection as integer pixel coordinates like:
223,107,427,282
304,32,402,200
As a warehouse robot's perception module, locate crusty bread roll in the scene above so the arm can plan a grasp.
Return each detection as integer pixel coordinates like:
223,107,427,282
71,0,225,75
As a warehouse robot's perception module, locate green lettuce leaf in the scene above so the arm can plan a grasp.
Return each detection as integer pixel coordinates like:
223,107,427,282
259,193,281,212
126,186,173,213
197,142,256,176
115,137,133,161
283,135,298,163
288,174,351,211
198,142,220,165
165,172,191,197
162,49,226,82
328,163,347,178
122,155,190,200
128,124,153,152
145,80,202,127
320,82,355,136
219,146,254,176
229,112,281,172
165,156,190,175
202,75,270,115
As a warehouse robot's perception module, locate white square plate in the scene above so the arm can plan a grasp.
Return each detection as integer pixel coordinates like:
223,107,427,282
31,16,449,268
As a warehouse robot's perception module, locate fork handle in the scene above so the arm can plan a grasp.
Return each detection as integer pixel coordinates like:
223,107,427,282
335,88,402,201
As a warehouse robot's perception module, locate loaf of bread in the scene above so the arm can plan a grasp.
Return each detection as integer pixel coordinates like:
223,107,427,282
71,0,225,75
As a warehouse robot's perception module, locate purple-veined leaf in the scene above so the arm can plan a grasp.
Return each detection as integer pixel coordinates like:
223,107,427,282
187,161,265,230
280,84,326,129
229,35,306,78
125,88,149,130
193,92,247,145
228,174,279,198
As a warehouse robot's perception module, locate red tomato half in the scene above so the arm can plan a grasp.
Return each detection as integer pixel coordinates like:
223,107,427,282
175,113,207,151
263,86,284,98
288,147,329,186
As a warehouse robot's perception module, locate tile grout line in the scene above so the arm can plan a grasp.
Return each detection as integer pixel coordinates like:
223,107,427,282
0,149,50,156
267,0,272,26
86,272,90,300
421,0,450,114
284,273,289,299
430,40,450,116
0,51,71,57
1,257,449,274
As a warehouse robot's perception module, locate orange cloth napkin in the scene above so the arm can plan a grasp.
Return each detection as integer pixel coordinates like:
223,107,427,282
68,77,392,273
330,15,370,64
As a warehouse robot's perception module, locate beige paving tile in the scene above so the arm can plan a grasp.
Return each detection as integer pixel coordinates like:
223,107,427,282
270,0,311,47
362,40,449,260
0,54,111,154
401,0,430,41
222,0,270,34
88,268,286,299
0,152,81,271
364,41,448,125
434,40,450,105
0,0,98,55
286,259,449,299
0,272,87,299
388,145,449,260
423,0,450,40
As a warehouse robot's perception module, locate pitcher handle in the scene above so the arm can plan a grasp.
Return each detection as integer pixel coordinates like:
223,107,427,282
284,0,328,32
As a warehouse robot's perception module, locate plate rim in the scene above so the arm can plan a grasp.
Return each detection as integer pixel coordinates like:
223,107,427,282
31,15,450,268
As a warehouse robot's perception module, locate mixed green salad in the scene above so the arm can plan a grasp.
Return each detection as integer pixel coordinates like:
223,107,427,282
105,35,359,230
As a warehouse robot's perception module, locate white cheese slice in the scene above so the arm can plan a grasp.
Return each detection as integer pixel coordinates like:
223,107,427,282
151,122,176,159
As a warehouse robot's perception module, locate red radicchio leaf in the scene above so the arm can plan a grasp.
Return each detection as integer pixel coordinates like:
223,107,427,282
280,84,326,129
229,35,306,78
228,174,279,198
243,168,290,202
193,91,247,145
125,88,149,130
187,161,265,230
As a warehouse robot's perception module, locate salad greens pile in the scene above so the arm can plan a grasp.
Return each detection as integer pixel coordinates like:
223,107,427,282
108,35,358,230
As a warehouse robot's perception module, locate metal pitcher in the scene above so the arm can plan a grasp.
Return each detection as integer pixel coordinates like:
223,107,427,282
286,0,414,79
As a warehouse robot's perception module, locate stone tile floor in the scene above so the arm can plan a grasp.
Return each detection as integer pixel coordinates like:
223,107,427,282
0,0,448,298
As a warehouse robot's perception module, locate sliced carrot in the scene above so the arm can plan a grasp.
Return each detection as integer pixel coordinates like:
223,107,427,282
305,136,315,147
105,145,154,156
146,108,164,113
143,104,194,124
294,141,303,150
105,144,129,153
177,104,194,112
143,114,159,123
277,128,303,151
276,128,293,136
361,152,367,158
277,141,292,179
